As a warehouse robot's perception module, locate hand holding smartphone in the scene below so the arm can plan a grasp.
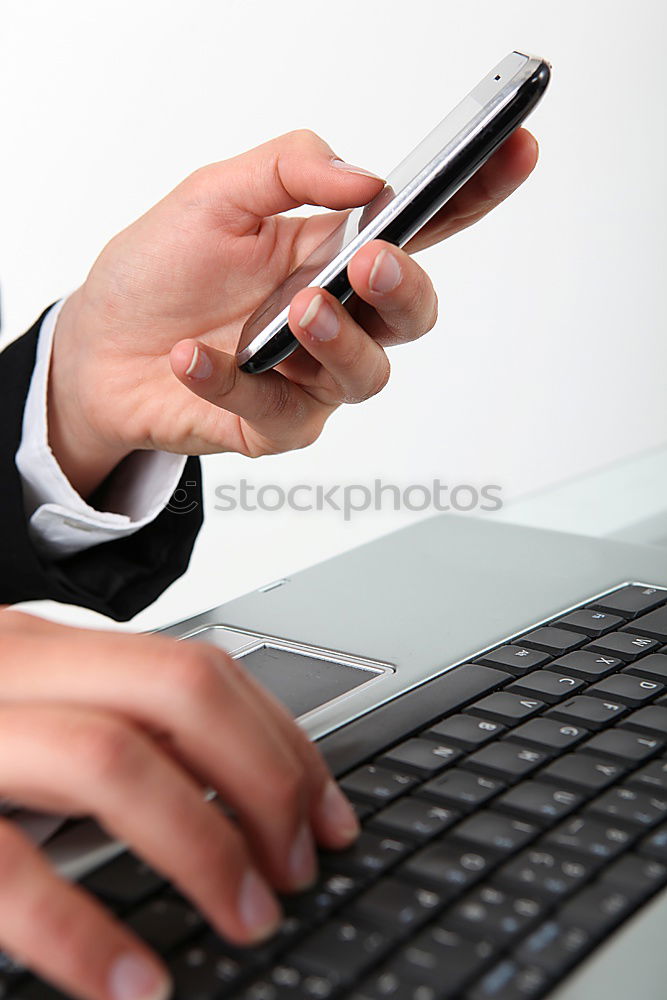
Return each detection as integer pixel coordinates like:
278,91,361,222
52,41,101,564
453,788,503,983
236,51,550,374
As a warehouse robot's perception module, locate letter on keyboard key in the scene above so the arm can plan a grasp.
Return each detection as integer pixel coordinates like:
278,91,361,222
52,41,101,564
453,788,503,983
288,919,392,985
420,769,505,811
507,718,589,751
545,815,634,859
540,752,628,791
554,609,624,637
468,693,544,725
496,847,598,900
584,632,660,662
340,765,418,804
474,645,551,675
545,695,626,730
625,652,667,682
496,781,583,825
379,738,462,776
514,921,592,978
581,729,664,762
361,927,494,1000
424,714,506,748
322,830,412,876
587,785,667,828
506,671,584,703
520,627,585,655
467,959,549,999
548,651,622,680
369,798,459,841
452,811,538,855
464,743,548,781
444,883,544,946
350,877,446,933
400,842,496,891
588,585,667,618
586,673,665,707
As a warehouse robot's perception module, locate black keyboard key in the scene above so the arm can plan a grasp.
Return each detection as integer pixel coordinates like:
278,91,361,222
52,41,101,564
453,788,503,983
547,650,622,680
587,785,667,828
288,918,392,985
340,766,417,804
350,877,446,934
474,646,551,676
586,673,664,707
545,815,635,859
400,842,496,892
588,585,666,618
322,831,412,877
244,966,336,1000
540,752,628,791
379,739,462,776
81,851,165,908
628,759,667,793
464,744,548,783
639,822,667,861
452,811,537,856
584,632,660,662
506,671,583,703
506,718,588,752
624,652,667,683
468,693,544,725
621,605,667,642
420,770,504,812
496,781,582,825
467,959,549,999
424,714,506,749
621,705,667,736
545,695,626,730
558,883,635,936
445,883,544,946
555,609,624,637
283,871,363,924
370,798,458,842
126,897,203,952
362,927,495,1000
581,729,664,762
169,945,245,1000
520,627,584,655
496,846,598,901
514,920,591,978
601,853,667,897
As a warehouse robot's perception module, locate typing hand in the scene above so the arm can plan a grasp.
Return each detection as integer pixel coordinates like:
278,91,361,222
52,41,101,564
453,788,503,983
0,609,358,1000
49,128,538,496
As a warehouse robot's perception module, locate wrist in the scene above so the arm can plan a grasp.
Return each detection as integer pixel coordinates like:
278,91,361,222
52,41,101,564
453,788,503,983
47,290,132,499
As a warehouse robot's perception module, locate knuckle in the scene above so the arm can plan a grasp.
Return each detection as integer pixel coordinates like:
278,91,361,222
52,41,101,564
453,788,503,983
79,718,141,783
265,766,305,815
165,643,223,704
359,358,391,402
286,128,320,149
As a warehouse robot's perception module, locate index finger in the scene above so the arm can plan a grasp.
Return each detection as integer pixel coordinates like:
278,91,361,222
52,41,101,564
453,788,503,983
406,128,539,253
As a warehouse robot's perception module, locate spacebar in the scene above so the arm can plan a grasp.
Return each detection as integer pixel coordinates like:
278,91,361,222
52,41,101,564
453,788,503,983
319,662,510,776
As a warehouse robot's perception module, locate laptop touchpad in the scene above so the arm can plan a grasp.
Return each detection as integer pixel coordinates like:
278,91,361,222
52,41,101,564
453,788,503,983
184,626,390,719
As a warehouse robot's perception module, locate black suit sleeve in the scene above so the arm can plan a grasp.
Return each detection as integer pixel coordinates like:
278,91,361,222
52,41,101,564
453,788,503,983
0,309,203,620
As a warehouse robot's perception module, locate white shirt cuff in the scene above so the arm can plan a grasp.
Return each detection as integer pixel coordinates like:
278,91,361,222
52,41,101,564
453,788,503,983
15,300,187,559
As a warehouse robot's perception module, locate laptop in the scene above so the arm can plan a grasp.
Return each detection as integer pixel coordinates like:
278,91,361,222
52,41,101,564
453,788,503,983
19,513,667,1000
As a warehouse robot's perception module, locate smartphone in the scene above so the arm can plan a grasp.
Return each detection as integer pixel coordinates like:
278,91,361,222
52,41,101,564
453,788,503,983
236,51,550,374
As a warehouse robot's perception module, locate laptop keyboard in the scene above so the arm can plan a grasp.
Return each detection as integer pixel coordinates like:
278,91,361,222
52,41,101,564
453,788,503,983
9,583,667,1000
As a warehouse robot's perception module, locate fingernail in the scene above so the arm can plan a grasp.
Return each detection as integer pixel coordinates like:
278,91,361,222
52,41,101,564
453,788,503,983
108,952,171,1000
289,822,317,890
239,869,282,941
318,780,360,845
298,294,339,342
330,158,383,180
184,344,213,381
369,249,402,293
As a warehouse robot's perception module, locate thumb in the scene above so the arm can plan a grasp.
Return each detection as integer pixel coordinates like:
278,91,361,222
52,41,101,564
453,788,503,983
181,129,384,232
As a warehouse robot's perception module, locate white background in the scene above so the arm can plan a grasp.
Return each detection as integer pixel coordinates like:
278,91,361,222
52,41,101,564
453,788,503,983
2,0,666,629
